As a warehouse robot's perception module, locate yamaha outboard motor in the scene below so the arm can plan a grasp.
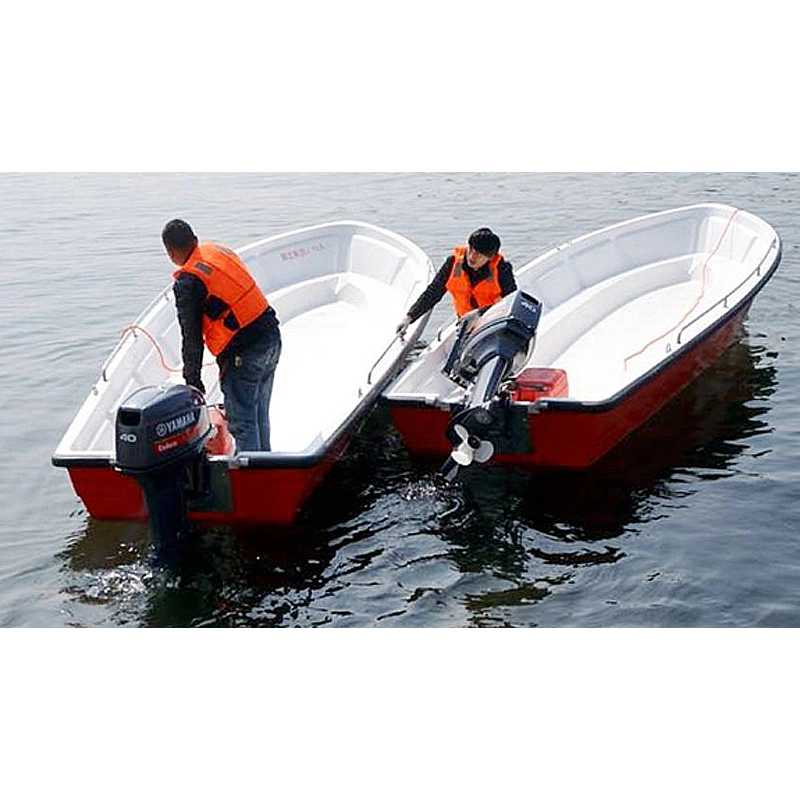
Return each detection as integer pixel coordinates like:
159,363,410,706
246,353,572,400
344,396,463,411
114,385,213,559
442,291,542,481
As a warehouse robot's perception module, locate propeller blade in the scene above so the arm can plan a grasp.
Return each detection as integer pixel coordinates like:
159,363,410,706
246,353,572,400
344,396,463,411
473,439,495,463
452,444,474,466
453,424,469,444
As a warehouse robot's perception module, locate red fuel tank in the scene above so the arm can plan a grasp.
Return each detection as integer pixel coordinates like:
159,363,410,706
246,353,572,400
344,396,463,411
510,368,569,402
205,406,235,456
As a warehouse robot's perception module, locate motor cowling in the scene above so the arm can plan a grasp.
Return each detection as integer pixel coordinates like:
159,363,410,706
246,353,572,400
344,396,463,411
448,291,542,387
115,384,213,558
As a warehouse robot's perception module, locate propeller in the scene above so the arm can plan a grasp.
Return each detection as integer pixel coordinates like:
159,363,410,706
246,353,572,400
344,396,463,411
449,424,495,467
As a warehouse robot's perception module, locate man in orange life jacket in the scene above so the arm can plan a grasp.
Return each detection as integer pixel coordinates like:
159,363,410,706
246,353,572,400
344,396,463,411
162,219,282,452
396,227,517,337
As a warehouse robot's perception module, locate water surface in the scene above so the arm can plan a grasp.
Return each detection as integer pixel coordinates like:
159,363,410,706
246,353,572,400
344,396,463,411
2,172,798,627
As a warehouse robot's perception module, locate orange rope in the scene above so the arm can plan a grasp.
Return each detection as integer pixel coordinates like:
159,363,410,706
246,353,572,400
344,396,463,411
120,325,214,373
623,208,739,369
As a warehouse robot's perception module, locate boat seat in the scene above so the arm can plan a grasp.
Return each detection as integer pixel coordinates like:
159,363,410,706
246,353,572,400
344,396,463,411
269,274,342,321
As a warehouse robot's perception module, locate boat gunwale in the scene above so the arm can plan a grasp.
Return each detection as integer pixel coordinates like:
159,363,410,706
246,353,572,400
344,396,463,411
514,202,746,282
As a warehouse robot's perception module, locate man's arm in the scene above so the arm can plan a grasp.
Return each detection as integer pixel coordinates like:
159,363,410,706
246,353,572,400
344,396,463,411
173,273,207,394
406,257,454,323
498,258,517,296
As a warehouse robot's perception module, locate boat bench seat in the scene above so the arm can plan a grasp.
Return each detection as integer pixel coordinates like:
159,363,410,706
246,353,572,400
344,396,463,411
269,271,405,322
269,274,344,321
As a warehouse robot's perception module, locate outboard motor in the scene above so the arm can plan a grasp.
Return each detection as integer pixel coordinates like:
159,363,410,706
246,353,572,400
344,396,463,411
442,291,542,481
114,384,213,558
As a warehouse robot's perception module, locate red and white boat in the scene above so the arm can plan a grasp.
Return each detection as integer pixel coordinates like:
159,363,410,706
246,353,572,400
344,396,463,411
53,221,433,528
384,204,781,473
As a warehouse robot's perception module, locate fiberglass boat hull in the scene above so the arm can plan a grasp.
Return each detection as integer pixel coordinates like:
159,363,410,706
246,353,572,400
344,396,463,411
54,221,433,526
385,204,781,470
387,301,752,469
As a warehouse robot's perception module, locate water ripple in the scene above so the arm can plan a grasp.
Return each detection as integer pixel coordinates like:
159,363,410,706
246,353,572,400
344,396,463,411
3,172,794,627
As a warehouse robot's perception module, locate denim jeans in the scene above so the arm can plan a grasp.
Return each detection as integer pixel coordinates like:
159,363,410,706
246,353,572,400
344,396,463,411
219,325,281,452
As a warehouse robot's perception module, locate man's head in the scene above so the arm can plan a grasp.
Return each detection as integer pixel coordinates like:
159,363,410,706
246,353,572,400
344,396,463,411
466,228,501,269
162,219,198,266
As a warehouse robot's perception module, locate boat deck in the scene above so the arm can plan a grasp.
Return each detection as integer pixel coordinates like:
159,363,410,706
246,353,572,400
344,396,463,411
57,268,418,460
549,278,702,400
269,297,383,452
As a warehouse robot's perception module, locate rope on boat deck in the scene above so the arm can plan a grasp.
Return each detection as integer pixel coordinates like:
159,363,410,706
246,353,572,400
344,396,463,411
119,325,215,374
622,208,740,370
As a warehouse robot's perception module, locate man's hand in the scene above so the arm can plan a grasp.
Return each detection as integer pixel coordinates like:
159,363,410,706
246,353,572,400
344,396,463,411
396,315,412,339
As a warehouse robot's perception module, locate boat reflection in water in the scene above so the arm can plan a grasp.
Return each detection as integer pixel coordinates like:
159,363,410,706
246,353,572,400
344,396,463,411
434,333,777,620
59,334,777,627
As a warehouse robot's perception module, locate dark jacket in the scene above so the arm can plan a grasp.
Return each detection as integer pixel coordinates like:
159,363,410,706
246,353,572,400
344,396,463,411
406,254,517,322
174,272,279,394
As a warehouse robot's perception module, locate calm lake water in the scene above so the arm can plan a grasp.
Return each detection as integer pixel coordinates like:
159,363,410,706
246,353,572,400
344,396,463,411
3,172,799,627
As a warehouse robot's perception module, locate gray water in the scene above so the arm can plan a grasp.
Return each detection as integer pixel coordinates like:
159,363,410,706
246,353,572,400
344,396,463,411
2,172,799,627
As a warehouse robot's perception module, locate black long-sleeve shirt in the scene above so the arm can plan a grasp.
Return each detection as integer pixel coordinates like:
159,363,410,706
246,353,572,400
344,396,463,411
174,273,279,392
406,254,517,322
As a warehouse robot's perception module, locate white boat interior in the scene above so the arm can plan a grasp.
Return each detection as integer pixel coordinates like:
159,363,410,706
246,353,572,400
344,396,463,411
56,221,432,461
385,204,780,407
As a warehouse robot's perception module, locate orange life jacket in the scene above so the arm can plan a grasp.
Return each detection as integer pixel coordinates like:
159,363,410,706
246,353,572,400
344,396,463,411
445,245,504,317
174,243,269,356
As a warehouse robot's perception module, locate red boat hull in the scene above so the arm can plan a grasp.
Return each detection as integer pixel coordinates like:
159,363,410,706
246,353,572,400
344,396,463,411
66,437,349,526
389,303,751,469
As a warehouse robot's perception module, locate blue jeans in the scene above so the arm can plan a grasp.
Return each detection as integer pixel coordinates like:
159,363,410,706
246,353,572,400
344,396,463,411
219,325,281,452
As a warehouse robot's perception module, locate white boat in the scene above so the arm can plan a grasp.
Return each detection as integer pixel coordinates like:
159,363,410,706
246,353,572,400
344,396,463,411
384,204,781,472
53,221,433,526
